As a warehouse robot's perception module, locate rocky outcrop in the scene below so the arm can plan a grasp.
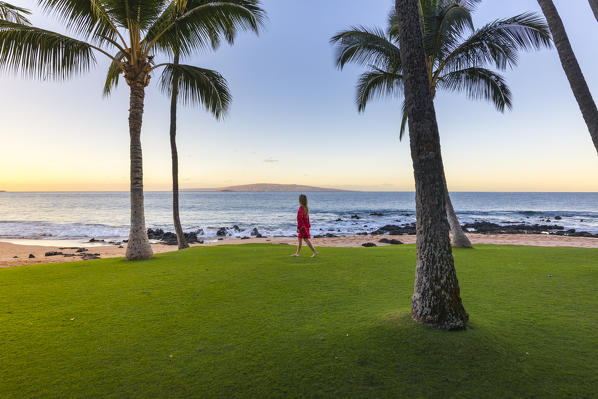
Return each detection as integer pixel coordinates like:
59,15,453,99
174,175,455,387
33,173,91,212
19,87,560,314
371,224,416,235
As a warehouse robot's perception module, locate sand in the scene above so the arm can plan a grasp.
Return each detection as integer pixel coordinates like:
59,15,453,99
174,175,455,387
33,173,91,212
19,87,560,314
1,233,597,268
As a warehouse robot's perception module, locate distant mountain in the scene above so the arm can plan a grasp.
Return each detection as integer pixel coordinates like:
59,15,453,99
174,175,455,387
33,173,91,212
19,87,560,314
202,183,347,192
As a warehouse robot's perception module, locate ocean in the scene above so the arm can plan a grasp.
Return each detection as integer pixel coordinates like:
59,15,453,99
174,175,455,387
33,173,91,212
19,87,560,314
1,191,598,243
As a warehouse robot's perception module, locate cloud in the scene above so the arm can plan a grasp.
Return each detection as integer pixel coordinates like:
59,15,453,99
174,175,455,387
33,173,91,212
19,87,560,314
264,158,279,163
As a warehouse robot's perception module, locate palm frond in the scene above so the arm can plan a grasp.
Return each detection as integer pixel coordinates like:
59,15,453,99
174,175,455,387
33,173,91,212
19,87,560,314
438,67,512,111
440,12,551,73
330,27,401,71
102,0,167,32
146,0,265,57
399,99,408,140
37,0,124,49
159,63,231,118
355,67,403,112
424,4,473,63
0,1,31,24
103,49,127,96
0,20,96,79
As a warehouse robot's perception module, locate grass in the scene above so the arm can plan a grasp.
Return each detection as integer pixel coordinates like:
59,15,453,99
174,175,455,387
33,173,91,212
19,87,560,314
1,244,597,398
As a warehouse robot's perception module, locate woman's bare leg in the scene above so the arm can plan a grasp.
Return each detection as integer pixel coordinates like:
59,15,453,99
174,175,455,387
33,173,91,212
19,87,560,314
291,237,302,256
304,238,318,257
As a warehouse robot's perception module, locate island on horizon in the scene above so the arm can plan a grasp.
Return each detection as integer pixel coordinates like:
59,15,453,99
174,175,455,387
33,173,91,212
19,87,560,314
185,183,349,192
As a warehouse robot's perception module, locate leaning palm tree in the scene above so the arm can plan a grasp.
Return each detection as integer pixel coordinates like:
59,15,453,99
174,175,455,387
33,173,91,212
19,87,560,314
589,0,598,23
331,0,551,247
104,0,262,250
0,0,263,260
537,0,598,155
395,0,467,330
0,1,30,24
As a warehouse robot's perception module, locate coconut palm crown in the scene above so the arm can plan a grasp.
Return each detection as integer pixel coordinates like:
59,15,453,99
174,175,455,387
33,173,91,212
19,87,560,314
0,0,265,260
331,0,551,138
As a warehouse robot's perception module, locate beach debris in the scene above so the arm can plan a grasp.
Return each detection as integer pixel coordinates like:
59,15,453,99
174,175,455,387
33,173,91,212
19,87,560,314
362,242,377,247
76,248,88,253
70,318,75,321
351,214,360,219
28,254,35,258
379,238,403,245
251,228,263,238
44,251,63,257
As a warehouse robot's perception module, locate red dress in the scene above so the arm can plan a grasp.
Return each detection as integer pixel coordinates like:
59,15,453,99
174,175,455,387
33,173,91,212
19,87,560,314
297,207,311,239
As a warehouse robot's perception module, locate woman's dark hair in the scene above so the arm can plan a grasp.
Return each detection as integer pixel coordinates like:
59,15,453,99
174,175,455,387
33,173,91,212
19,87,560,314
299,194,308,214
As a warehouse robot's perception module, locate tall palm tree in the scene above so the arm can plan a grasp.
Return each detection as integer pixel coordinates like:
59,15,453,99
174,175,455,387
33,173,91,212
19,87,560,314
0,1,30,24
0,0,263,260
589,0,598,23
537,0,598,155
395,0,467,330
104,0,262,250
331,0,551,248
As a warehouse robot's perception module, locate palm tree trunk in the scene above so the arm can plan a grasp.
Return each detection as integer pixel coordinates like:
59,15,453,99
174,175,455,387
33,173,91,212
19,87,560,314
537,0,598,154
125,82,154,260
170,53,189,250
444,178,472,248
395,0,467,330
589,0,598,23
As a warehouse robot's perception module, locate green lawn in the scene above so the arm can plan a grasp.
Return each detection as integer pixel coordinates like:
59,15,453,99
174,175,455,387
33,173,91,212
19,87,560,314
1,244,597,398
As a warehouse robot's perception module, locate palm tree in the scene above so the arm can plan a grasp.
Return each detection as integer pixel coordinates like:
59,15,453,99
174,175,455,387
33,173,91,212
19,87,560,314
331,0,551,247
537,0,598,154
0,0,263,260
104,0,262,250
394,0,467,330
0,2,30,24
589,0,598,23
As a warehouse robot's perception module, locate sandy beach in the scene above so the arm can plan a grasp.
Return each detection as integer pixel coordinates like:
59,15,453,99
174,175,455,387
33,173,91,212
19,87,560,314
1,233,597,268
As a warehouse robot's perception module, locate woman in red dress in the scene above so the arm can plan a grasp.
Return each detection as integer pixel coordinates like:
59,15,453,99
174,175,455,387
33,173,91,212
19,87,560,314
292,194,318,257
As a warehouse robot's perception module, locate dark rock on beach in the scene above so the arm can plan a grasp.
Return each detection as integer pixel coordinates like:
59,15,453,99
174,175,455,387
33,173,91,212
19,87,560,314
362,242,377,247
370,212,384,216
28,254,35,258
462,222,565,235
147,228,204,244
251,228,263,238
351,215,360,219
314,233,338,238
335,218,342,222
379,238,403,245
76,248,88,253
89,238,105,243
45,251,63,257
371,224,416,235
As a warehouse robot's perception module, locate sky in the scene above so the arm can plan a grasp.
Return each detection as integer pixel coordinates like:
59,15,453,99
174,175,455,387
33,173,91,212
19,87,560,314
1,0,597,192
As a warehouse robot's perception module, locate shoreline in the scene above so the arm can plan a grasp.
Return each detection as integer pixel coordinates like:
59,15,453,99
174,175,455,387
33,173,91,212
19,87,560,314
2,233,598,268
